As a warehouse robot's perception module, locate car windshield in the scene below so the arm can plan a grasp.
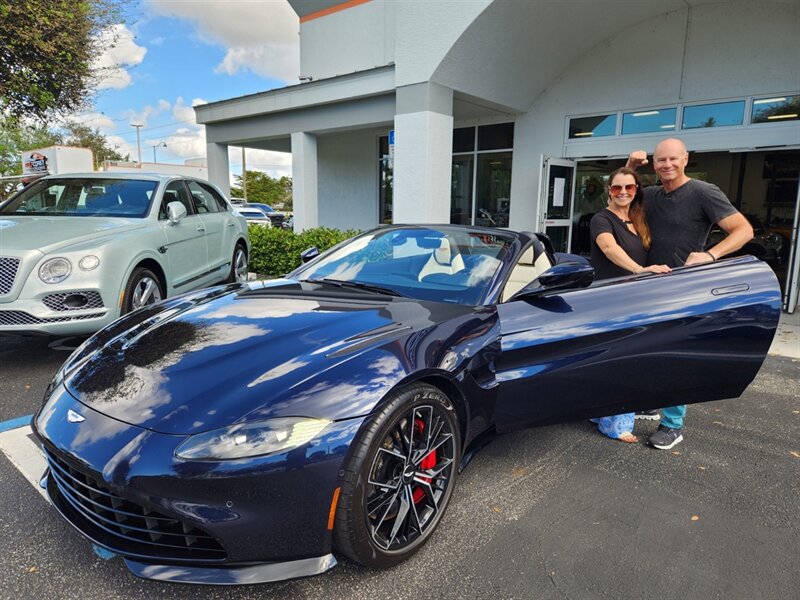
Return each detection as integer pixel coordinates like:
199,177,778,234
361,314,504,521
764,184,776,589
1,178,157,218
292,226,515,305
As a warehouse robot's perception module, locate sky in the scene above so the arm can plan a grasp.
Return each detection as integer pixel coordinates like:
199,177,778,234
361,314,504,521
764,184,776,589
74,0,300,180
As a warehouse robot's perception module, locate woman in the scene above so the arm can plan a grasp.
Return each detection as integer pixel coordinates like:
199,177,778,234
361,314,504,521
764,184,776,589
588,167,671,442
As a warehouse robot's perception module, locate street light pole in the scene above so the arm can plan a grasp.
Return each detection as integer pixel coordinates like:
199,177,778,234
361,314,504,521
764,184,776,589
152,142,167,163
130,123,143,164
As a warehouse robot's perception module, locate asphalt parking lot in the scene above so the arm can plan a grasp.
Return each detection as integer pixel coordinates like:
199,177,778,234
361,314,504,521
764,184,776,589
1,335,798,600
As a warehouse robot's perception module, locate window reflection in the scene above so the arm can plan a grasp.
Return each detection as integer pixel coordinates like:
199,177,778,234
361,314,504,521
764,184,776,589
682,101,745,129
622,108,676,135
752,96,799,124
476,152,511,228
450,155,473,225
569,114,616,138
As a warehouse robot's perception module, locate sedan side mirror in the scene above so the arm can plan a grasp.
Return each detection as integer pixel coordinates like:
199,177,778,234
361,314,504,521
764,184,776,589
167,201,187,224
300,247,320,264
513,262,595,300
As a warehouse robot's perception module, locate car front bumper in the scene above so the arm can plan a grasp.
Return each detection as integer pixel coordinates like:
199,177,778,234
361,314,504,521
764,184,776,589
33,384,366,584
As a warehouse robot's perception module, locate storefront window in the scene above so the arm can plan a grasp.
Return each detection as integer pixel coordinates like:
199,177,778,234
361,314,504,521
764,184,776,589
378,135,392,224
476,152,512,228
621,108,677,134
451,156,473,224
682,101,745,129
569,114,616,138
450,123,514,228
752,96,799,124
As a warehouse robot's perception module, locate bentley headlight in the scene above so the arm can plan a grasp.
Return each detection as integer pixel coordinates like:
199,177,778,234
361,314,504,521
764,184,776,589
175,417,331,460
39,258,72,284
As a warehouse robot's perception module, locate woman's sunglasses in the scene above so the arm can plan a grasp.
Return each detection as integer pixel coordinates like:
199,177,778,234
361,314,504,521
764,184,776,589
609,184,638,194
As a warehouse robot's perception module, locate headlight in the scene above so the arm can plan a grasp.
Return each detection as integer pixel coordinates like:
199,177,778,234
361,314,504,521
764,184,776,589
39,258,72,284
175,417,331,461
79,255,100,271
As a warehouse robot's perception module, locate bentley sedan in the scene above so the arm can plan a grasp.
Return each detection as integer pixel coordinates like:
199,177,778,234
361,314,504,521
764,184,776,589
33,225,780,585
0,173,250,336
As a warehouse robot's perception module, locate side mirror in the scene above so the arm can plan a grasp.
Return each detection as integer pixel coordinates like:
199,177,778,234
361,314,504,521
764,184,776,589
513,262,595,299
167,201,187,224
300,246,320,264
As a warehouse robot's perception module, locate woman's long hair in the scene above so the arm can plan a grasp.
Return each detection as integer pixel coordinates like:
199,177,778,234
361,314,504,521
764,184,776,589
607,167,651,249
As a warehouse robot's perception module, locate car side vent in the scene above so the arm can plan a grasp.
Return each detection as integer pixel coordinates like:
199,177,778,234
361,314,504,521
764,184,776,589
0,257,20,294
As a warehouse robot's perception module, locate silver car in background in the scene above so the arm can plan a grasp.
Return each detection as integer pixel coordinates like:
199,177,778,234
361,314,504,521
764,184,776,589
0,172,250,336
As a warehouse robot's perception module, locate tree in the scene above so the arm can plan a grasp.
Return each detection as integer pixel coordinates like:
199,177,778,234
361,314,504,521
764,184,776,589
231,171,293,209
63,122,128,168
0,1,122,120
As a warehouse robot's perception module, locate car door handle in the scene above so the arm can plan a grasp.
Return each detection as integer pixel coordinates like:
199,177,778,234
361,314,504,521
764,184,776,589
227,222,236,228
197,225,206,232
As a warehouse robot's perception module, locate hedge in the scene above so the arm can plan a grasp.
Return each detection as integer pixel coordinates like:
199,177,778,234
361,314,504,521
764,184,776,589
247,225,360,278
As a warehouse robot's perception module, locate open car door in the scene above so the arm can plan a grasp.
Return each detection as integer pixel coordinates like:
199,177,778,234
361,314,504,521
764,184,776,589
492,257,781,432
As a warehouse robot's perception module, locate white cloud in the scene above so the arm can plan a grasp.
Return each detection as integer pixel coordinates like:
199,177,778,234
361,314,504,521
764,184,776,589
127,99,172,127
172,97,208,124
68,112,117,134
93,24,148,90
145,0,300,82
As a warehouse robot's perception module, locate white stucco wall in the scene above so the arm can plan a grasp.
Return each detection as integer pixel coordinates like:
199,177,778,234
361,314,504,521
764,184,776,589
299,0,396,81
509,1,800,231
317,129,382,231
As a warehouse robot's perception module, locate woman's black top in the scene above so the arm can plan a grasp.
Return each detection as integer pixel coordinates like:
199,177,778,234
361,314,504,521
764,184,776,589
589,209,647,280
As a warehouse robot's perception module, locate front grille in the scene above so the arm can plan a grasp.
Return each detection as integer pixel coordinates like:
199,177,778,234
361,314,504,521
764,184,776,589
45,449,227,561
0,310,104,326
43,291,105,312
0,257,20,294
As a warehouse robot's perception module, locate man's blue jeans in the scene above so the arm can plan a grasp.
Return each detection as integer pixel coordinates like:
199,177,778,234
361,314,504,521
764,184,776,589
661,405,686,429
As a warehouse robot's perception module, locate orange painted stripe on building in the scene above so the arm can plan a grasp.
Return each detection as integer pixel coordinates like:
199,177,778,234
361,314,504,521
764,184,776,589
300,0,372,23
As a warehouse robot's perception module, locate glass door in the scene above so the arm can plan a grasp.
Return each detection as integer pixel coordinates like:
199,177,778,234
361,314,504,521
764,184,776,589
540,158,577,252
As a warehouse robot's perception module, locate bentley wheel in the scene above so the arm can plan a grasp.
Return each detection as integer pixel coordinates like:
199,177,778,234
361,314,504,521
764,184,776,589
227,243,248,283
122,267,164,314
334,383,460,568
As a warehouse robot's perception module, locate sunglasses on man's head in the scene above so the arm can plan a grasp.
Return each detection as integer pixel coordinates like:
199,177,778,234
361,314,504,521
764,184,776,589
609,184,637,194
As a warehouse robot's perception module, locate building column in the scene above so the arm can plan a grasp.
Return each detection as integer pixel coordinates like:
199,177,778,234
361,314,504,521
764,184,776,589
291,131,319,231
206,142,230,198
392,82,454,224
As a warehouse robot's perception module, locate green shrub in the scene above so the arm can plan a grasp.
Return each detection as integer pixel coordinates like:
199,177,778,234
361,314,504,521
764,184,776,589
248,225,359,277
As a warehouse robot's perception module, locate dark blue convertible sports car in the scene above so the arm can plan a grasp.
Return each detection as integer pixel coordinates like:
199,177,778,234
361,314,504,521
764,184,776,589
33,224,781,585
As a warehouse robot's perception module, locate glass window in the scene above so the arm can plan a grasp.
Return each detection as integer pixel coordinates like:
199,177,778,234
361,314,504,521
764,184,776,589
161,181,195,219
478,123,514,151
187,180,220,213
569,114,617,138
475,152,512,228
622,108,677,134
752,95,800,124
378,135,392,224
682,101,745,129
453,127,475,153
450,155,474,225
198,182,229,211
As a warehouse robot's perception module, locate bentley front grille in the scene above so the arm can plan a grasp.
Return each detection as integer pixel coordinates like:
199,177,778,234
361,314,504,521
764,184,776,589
0,310,103,326
0,257,20,294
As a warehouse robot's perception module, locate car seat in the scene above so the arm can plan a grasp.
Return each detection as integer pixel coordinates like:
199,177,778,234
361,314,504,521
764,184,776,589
501,238,552,301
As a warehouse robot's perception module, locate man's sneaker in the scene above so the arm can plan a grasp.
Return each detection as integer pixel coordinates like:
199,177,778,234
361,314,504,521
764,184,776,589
648,425,684,450
635,409,660,421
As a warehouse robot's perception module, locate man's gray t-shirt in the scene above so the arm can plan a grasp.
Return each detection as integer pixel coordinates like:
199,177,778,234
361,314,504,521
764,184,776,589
644,179,737,267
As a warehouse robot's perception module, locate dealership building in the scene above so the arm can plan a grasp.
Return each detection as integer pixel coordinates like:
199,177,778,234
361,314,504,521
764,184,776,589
195,0,800,311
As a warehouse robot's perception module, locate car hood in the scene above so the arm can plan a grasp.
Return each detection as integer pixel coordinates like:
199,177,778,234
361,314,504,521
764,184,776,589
0,216,147,254
62,279,481,435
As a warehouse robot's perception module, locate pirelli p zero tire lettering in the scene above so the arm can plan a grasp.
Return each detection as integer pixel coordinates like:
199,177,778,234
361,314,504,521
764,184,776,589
333,383,460,568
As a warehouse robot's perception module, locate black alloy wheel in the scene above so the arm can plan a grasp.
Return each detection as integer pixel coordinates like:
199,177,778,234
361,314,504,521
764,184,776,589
334,383,460,568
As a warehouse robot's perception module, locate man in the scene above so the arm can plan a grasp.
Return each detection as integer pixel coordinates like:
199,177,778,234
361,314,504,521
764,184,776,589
627,138,753,450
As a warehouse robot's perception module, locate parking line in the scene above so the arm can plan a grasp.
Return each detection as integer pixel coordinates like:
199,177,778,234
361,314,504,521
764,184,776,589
0,423,48,500
0,414,33,433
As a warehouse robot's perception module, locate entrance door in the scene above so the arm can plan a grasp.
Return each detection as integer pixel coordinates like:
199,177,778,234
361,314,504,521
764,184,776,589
785,180,800,312
540,158,577,252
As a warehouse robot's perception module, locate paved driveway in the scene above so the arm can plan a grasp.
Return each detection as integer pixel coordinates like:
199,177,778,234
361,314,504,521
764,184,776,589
0,335,798,600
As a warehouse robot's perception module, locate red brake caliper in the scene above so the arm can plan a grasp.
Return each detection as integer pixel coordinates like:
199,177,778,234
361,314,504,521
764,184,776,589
412,417,436,504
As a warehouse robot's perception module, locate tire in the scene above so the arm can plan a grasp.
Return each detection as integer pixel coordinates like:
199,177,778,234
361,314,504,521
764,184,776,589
227,243,248,283
122,267,164,314
333,383,461,568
